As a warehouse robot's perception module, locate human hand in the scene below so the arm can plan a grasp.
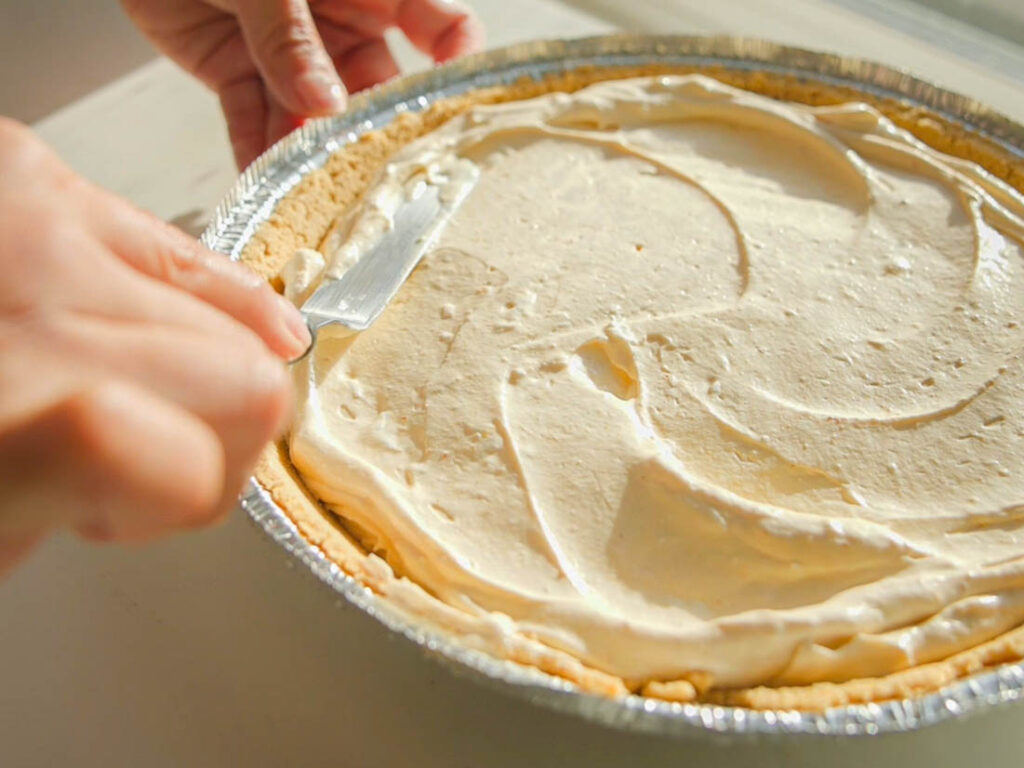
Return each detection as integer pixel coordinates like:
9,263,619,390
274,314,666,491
121,0,484,169
0,119,309,575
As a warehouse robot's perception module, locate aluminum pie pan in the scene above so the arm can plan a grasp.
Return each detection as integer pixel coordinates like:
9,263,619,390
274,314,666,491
201,34,1024,738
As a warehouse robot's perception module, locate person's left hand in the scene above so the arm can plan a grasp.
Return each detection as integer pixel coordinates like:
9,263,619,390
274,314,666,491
121,0,484,169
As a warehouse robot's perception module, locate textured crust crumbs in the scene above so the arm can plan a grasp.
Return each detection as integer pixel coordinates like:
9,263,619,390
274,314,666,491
241,64,1024,712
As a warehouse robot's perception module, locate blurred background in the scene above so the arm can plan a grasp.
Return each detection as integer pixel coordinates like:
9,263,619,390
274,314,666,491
3,0,1024,123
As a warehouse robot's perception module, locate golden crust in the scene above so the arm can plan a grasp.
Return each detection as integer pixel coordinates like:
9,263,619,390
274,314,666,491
241,64,1024,712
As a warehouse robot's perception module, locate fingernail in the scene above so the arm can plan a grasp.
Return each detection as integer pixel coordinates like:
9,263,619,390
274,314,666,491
296,69,346,115
275,293,311,356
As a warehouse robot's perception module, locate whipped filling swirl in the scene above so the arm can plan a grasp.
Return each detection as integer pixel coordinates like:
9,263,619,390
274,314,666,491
283,76,1024,689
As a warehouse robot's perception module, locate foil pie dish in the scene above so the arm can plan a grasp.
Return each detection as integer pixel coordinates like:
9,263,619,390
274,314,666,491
200,34,1024,738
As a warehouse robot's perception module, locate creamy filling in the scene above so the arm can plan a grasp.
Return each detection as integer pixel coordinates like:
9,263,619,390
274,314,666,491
282,75,1024,689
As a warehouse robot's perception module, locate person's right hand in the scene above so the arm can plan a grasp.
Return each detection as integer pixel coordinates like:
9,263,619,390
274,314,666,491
0,118,310,576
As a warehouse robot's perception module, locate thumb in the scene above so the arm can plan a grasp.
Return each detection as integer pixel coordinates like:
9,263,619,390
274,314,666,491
233,0,346,116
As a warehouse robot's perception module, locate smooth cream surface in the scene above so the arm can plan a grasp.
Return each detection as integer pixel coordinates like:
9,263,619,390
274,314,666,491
284,75,1024,689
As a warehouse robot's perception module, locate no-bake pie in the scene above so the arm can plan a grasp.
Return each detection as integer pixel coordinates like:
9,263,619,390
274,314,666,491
242,66,1024,710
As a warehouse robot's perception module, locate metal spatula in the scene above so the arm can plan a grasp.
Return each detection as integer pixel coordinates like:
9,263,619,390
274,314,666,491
293,184,442,362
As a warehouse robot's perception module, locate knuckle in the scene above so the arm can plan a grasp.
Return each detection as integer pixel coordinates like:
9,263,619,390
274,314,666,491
4,232,81,311
153,239,201,285
54,384,128,467
4,229,102,315
59,386,117,458
256,13,319,66
9,210,80,271
0,119,62,184
53,386,131,511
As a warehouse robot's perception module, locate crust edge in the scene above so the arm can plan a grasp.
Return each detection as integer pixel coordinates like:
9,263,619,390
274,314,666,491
241,64,1024,712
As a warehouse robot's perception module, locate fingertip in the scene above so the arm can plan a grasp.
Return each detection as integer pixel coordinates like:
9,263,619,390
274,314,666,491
395,0,484,62
433,13,485,62
274,291,312,361
294,70,347,116
234,0,345,118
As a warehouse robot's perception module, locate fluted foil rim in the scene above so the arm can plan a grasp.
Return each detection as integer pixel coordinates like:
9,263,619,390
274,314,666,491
202,34,1024,738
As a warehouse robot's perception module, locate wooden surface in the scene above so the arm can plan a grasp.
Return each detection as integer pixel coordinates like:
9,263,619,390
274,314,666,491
4,1,1024,766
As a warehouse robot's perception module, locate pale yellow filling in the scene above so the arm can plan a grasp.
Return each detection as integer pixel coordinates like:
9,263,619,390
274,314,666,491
283,75,1024,689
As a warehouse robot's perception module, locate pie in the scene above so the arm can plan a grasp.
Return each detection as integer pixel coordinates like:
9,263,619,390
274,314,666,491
239,64,1024,711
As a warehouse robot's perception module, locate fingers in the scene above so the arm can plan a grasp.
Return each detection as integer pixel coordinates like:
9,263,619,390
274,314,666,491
0,116,301,562
82,187,310,360
0,308,295,545
216,0,482,168
0,380,225,543
233,0,347,117
394,0,484,61
318,24,399,94
0,132,309,360
0,221,253,362
27,313,293,518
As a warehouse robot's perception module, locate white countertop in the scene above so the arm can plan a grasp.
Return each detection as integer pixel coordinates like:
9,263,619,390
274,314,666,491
4,2,1024,765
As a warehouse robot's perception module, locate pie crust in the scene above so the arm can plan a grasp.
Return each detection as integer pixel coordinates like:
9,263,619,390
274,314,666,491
240,65,1024,711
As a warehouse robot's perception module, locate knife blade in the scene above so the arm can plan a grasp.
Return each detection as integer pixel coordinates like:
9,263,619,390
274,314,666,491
294,184,443,360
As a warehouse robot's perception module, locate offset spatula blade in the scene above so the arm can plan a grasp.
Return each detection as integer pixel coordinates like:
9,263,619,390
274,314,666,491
301,184,442,336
